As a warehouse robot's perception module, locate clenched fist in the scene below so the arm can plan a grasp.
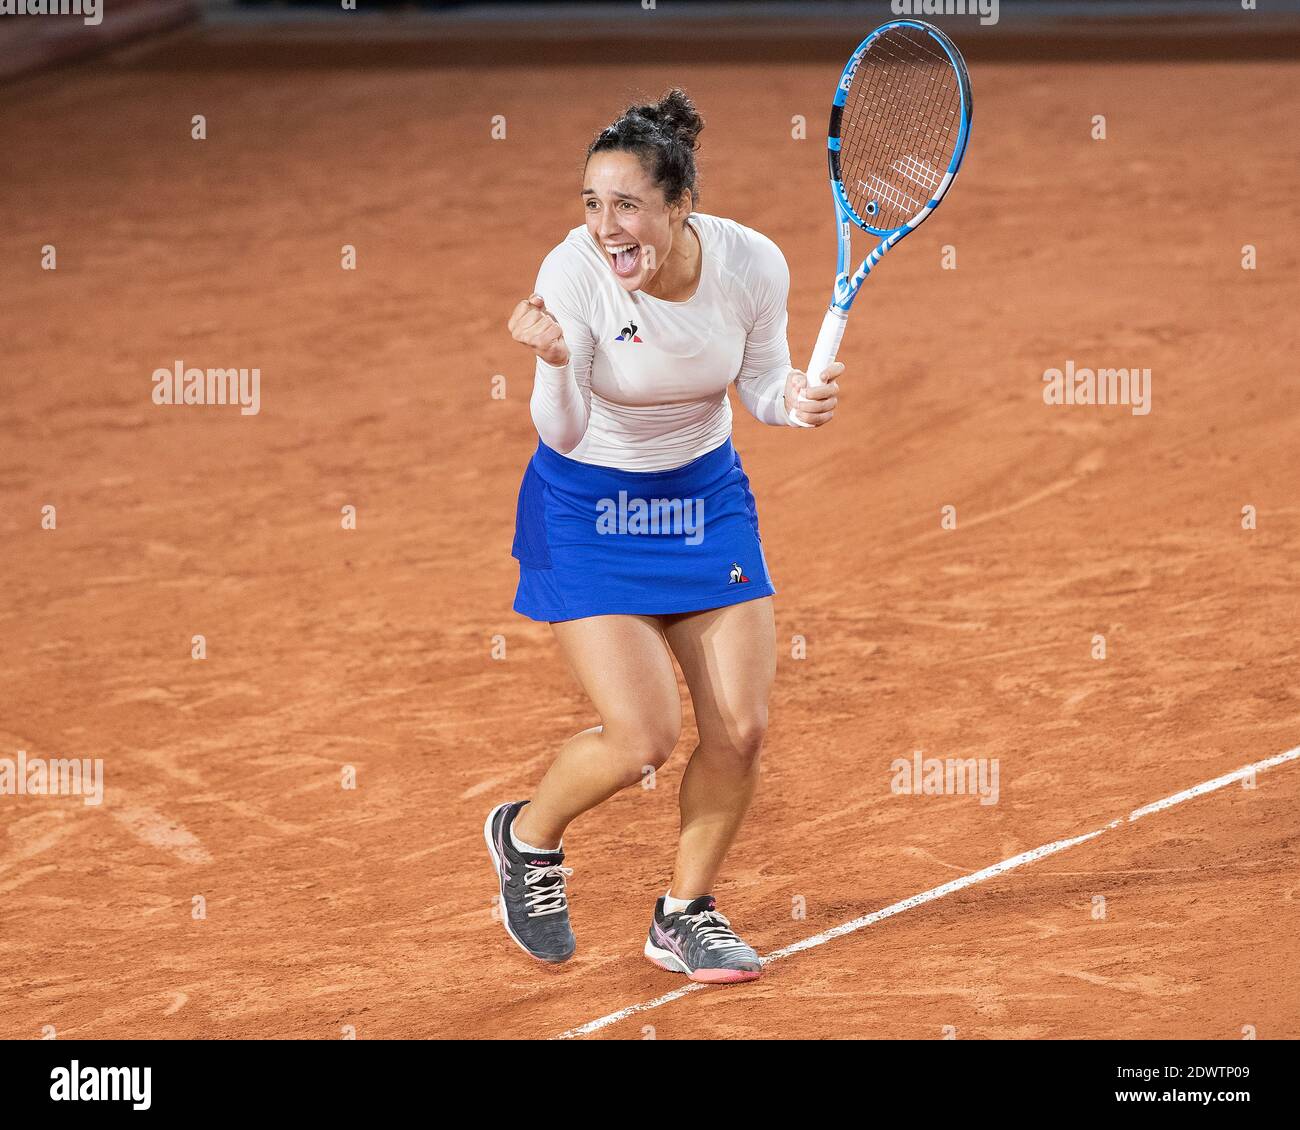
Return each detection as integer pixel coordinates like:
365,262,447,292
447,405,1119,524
508,294,570,368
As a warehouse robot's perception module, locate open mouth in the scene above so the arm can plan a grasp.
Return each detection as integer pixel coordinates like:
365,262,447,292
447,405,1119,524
605,241,641,279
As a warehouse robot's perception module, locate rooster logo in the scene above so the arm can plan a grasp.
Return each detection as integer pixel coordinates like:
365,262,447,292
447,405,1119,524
614,321,643,343
728,563,749,584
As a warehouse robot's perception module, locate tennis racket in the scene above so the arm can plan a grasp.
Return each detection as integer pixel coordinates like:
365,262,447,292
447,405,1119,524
794,19,972,426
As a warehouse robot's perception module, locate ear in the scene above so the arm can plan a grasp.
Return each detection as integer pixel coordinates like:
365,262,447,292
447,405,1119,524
667,189,692,225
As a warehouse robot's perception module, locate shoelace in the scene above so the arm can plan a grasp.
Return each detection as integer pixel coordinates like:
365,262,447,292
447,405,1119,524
681,909,752,953
523,862,573,917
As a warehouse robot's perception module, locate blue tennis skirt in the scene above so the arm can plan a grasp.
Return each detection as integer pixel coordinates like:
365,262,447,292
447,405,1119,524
512,437,777,622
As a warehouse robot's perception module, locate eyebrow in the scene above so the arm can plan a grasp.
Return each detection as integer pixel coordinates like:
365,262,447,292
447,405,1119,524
581,189,644,203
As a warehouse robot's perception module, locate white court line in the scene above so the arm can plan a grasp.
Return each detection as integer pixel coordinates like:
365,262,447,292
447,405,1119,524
554,744,1300,1039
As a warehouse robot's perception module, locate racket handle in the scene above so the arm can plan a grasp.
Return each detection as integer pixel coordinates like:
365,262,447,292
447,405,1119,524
792,307,849,428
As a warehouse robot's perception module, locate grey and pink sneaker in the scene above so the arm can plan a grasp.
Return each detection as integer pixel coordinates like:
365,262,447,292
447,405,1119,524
484,800,576,964
644,894,762,984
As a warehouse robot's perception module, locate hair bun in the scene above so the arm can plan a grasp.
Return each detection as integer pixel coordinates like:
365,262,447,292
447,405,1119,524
638,88,704,150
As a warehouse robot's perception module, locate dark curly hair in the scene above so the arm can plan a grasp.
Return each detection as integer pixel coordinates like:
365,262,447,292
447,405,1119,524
587,88,705,213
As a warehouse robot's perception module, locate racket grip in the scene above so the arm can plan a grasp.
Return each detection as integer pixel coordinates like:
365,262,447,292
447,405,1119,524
793,307,849,428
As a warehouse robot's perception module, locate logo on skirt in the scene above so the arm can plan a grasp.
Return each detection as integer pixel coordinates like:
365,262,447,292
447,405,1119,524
728,563,750,584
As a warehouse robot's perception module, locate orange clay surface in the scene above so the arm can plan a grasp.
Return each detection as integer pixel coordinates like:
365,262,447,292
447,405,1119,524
1,50,1297,1039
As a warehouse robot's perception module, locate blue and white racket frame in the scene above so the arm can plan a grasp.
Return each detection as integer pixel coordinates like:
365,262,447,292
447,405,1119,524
794,19,972,427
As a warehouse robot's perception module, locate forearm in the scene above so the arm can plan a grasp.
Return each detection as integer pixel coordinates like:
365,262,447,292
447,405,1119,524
530,357,590,452
736,364,793,427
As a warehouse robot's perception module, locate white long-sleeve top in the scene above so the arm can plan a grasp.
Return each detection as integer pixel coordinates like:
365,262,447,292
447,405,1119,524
529,212,794,471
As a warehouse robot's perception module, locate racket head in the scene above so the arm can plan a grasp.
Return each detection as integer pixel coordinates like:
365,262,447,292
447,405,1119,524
828,20,972,239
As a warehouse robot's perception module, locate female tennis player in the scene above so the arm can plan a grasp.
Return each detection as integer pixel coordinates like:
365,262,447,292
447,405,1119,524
485,89,843,984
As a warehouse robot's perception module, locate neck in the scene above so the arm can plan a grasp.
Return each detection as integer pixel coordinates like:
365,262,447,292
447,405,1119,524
644,219,700,301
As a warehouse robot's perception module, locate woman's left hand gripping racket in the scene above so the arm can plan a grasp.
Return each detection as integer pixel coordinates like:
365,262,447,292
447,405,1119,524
793,18,973,427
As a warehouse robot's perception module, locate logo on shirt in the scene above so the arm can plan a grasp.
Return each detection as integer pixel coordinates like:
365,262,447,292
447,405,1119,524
614,321,643,343
728,563,750,584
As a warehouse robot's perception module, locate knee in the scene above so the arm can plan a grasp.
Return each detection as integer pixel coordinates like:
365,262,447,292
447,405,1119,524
706,711,768,767
604,715,681,779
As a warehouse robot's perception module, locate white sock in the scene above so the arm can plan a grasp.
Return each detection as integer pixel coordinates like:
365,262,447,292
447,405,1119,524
510,822,561,854
663,891,693,915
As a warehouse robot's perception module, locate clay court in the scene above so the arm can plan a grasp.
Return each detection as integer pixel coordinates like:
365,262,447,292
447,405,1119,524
1,2,1298,1040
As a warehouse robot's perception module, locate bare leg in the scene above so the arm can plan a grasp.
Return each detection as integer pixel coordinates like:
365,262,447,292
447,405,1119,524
660,597,776,899
512,613,682,849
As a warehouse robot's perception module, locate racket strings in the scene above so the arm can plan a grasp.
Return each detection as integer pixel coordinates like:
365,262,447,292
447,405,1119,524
839,26,963,231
